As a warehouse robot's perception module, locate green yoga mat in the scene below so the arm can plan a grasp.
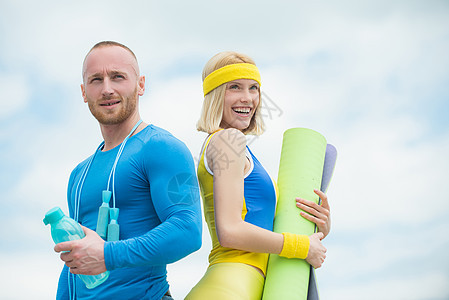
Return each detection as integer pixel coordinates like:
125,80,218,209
262,128,327,300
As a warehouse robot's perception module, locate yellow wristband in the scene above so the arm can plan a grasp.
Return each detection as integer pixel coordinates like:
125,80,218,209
279,232,310,259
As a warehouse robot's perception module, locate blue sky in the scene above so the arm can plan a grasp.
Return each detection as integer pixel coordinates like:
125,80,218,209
1,1,449,299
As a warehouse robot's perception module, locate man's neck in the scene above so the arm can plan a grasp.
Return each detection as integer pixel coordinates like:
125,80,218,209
99,115,145,151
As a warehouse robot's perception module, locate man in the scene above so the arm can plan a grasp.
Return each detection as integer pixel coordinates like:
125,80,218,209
54,41,202,300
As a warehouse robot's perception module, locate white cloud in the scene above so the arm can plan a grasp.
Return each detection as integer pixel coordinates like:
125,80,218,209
0,73,30,120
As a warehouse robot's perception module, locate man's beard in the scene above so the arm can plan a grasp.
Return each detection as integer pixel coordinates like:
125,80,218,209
87,87,138,125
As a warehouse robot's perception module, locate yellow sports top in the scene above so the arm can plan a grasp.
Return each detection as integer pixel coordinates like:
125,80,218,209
197,132,277,275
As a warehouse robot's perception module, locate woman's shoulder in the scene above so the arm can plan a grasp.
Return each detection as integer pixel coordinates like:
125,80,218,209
208,128,247,157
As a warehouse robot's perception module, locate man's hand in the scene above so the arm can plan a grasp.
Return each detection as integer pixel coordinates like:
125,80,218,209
54,225,107,275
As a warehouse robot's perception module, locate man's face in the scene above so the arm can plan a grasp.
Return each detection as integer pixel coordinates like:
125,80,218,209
81,46,144,125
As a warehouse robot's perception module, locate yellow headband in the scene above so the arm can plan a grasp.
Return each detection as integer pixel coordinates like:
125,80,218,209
202,63,261,96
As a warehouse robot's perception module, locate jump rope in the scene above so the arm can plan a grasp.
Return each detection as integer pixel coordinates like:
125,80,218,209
68,119,142,299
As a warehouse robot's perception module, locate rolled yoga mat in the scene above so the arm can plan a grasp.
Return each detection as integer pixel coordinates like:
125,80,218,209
307,144,337,300
262,128,329,300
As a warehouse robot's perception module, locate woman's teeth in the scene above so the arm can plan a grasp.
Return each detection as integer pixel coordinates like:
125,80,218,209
233,108,250,114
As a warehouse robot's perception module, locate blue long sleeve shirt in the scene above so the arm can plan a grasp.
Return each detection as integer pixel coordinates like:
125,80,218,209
57,125,202,300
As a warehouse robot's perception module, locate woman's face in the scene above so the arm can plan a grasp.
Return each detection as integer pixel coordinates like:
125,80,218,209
220,78,260,131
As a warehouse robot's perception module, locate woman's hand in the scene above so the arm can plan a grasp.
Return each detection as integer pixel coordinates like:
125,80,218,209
306,232,326,268
296,189,331,238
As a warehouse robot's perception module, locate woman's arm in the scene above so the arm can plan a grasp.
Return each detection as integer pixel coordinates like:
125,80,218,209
208,129,326,268
209,129,283,254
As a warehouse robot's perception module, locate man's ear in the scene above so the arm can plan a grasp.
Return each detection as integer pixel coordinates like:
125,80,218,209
138,76,145,96
81,84,87,103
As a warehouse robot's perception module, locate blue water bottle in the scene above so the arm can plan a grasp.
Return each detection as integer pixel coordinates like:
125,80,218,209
43,207,109,289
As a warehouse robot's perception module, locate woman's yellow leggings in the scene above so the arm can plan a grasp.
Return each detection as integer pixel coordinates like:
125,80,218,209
185,262,265,300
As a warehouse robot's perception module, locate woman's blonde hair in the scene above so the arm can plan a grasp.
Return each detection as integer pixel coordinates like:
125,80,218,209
196,51,265,135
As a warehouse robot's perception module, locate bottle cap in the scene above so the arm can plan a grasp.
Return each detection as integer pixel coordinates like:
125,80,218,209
43,207,65,225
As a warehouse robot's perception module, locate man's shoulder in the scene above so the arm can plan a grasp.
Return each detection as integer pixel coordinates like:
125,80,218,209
137,125,193,163
140,124,184,147
144,124,172,138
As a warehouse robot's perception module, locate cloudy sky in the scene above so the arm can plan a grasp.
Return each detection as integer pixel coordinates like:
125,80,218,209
1,0,448,299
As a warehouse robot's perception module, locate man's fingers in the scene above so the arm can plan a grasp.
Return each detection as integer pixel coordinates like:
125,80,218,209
60,249,78,263
54,241,73,253
64,260,75,268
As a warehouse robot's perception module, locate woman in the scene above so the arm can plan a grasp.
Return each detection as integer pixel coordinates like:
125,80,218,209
186,52,330,300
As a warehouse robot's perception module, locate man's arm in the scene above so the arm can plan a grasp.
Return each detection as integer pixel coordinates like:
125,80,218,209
55,133,202,273
104,133,202,269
